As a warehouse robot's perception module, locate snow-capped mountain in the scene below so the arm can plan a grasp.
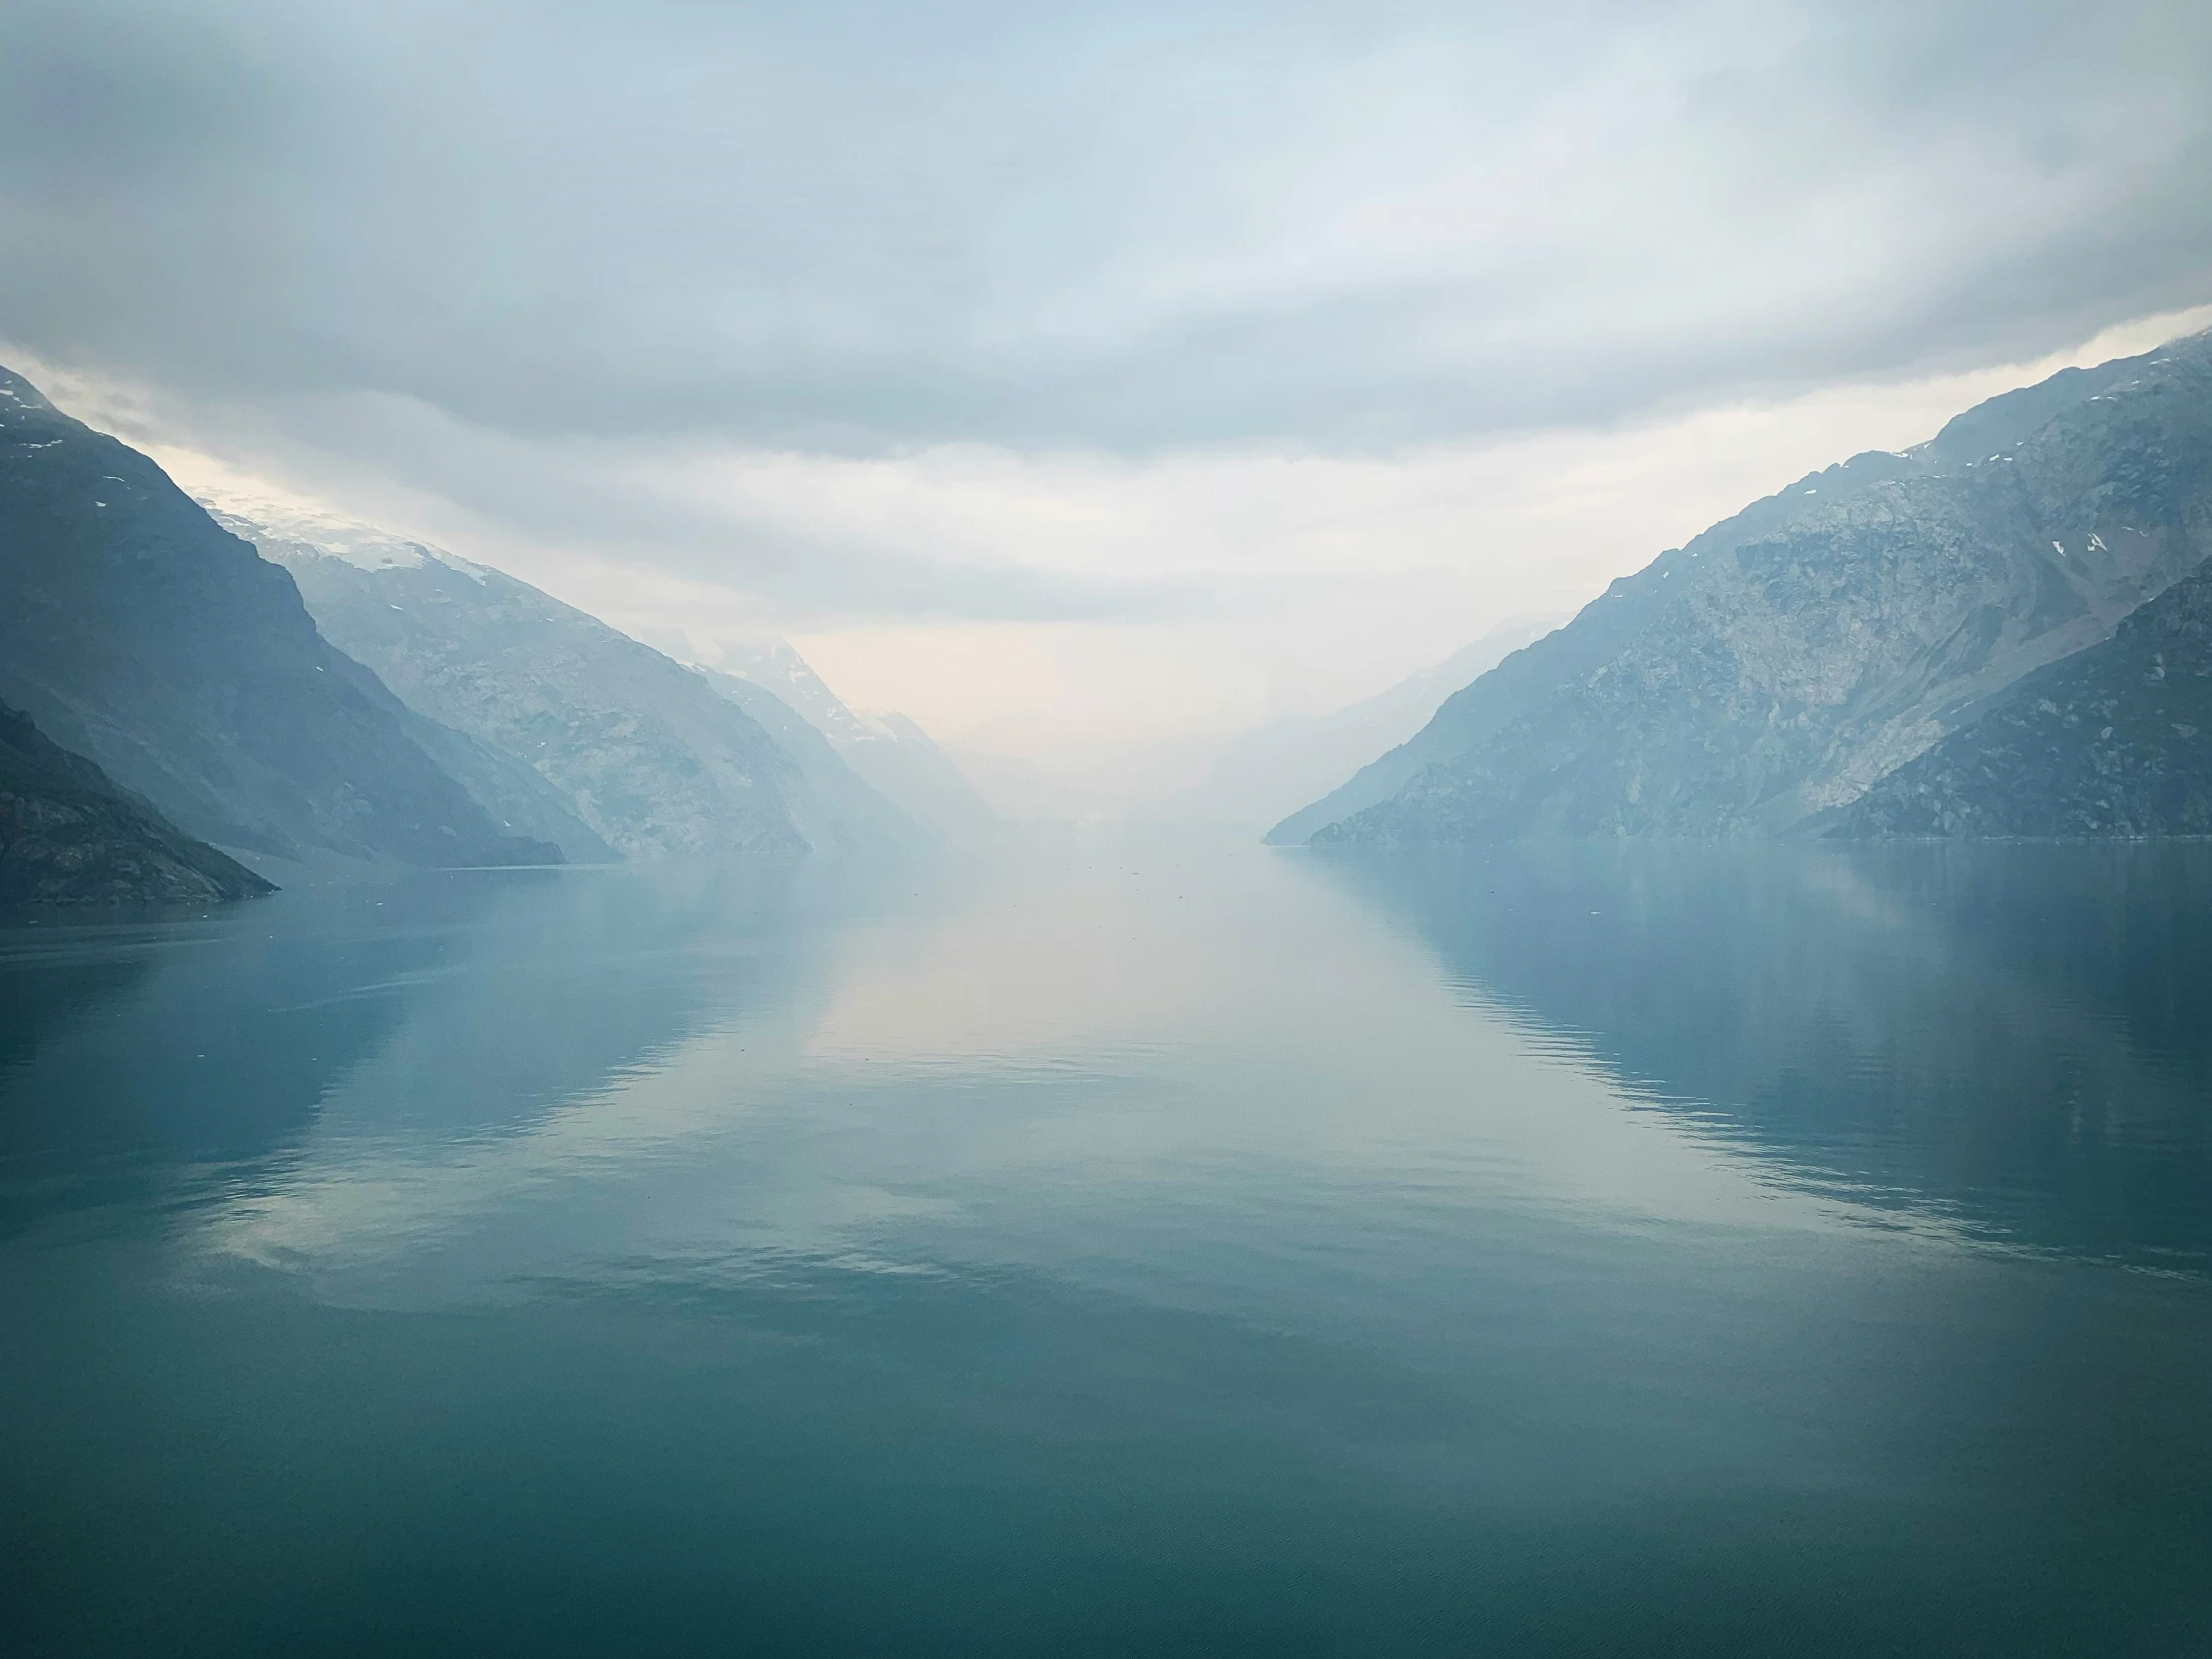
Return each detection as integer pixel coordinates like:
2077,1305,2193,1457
213,508,924,859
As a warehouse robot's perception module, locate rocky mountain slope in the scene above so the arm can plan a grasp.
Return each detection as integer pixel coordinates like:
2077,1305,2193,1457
1181,618,1554,833
1839,561,2212,836
0,366,561,868
220,512,921,858
1,699,275,906
718,640,996,844
1278,329,2212,844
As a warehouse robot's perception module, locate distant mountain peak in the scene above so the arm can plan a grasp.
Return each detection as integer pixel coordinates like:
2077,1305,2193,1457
711,640,996,843
715,638,870,742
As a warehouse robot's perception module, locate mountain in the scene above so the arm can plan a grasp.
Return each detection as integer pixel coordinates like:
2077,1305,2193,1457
216,510,922,858
689,665,931,851
717,640,996,844
1277,330,2212,844
1837,561,2212,836
1177,619,1555,833
0,365,561,868
839,711,999,844
1,699,275,907
379,699,619,865
717,638,874,746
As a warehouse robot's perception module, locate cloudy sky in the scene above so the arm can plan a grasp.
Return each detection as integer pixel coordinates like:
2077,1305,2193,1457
5,0,2211,811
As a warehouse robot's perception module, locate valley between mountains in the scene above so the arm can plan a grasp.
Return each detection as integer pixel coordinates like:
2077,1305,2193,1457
6,328,2212,907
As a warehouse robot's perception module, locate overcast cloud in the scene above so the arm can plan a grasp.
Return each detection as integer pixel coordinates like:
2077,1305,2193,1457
7,0,2211,446
4,0,2209,807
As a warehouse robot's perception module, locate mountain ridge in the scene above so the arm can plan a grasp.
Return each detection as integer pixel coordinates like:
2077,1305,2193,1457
715,640,996,845
215,510,922,858
0,366,562,868
1278,329,2212,845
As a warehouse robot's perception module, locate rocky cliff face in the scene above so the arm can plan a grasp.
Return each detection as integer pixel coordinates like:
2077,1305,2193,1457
1839,563,2212,837
1283,330,2212,844
221,512,918,858
0,366,561,868
0,700,276,907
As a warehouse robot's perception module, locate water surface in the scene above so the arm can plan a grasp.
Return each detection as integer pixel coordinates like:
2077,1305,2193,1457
4,840,2209,1656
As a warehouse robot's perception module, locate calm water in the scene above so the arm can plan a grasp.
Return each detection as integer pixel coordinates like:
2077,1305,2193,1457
4,839,2210,1656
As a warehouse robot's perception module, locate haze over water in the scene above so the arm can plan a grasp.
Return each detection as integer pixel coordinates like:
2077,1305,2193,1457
5,840,2210,1656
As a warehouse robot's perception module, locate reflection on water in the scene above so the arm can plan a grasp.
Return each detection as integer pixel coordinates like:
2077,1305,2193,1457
1322,842,2212,1269
3,842,2210,1657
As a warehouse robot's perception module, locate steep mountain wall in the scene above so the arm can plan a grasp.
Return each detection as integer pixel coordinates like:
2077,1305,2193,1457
1282,331,2212,844
0,700,276,906
0,367,560,866
226,516,919,858
1839,562,2212,837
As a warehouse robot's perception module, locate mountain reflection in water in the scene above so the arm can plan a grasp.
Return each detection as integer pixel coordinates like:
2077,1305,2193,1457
2,842,2209,1658
1321,841,2212,1269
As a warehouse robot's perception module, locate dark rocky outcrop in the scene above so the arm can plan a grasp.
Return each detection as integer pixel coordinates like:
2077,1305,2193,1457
1839,561,2212,836
0,699,274,906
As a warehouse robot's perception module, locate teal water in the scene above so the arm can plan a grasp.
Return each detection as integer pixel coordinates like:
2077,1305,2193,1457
4,841,2209,1656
